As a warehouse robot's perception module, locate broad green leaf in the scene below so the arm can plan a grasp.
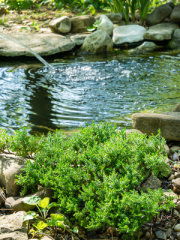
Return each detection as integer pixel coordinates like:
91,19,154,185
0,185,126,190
89,5,96,15
72,226,78,233
87,26,96,32
33,221,48,230
23,211,39,222
22,196,41,205
51,213,65,221
93,19,101,28
47,202,60,209
39,197,50,209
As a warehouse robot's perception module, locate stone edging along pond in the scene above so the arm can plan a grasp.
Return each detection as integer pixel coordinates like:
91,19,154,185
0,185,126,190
0,2,180,57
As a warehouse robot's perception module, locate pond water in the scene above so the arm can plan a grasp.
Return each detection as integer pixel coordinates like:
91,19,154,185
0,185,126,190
0,50,180,134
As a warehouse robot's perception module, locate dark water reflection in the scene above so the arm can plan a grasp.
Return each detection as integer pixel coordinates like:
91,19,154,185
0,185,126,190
0,51,180,134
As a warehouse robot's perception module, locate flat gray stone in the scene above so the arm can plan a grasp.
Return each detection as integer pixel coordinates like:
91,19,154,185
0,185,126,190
0,211,27,234
141,174,161,192
144,23,179,41
70,33,90,46
132,112,180,141
0,33,75,57
113,25,147,45
0,231,28,240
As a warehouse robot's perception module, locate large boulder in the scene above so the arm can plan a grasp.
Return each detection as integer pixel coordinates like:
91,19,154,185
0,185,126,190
49,16,71,34
168,29,180,48
143,23,179,41
0,211,28,240
170,3,180,22
113,25,147,45
132,112,180,140
97,14,114,35
0,154,28,196
106,12,123,23
146,2,174,26
0,33,75,57
81,30,113,54
70,15,95,33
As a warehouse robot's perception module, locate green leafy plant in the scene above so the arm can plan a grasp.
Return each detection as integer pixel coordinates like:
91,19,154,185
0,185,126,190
23,196,68,239
107,0,151,25
87,19,101,32
14,123,175,238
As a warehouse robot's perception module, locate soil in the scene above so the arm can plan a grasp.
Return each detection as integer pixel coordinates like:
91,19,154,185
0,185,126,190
0,4,106,34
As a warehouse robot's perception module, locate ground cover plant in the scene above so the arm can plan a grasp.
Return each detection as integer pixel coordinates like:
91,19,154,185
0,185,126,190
0,123,175,238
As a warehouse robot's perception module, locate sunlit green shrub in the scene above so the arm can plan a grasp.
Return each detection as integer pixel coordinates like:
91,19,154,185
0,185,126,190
12,123,174,238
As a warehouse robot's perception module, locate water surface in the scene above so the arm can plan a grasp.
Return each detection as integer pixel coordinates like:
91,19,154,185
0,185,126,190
0,50,180,134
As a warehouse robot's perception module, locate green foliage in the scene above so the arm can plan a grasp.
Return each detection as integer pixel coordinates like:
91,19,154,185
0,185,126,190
11,122,174,237
10,127,42,157
107,0,151,25
87,19,101,32
5,0,34,10
23,196,67,238
22,196,60,219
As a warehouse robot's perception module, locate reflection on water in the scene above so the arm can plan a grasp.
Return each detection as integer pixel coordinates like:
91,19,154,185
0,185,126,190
0,51,180,134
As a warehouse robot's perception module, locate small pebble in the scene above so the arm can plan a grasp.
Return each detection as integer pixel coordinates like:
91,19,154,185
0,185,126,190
174,224,180,232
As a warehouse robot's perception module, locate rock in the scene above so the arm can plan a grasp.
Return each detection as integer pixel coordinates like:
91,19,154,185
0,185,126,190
155,230,167,240
146,2,174,26
11,188,54,211
168,174,175,180
141,174,161,192
5,197,16,208
170,3,180,22
173,102,180,112
106,12,123,23
164,144,170,154
175,172,180,178
0,154,28,196
132,113,180,141
136,41,161,51
177,233,180,240
81,30,113,54
171,146,180,152
173,178,180,190
0,231,28,240
97,14,114,35
70,33,90,46
0,187,5,205
0,33,75,57
71,15,95,33
168,29,180,48
40,236,53,240
113,25,147,45
144,23,179,41
49,16,71,34
166,228,172,238
0,211,27,233
173,209,180,217
113,20,126,28
126,129,143,137
174,224,180,232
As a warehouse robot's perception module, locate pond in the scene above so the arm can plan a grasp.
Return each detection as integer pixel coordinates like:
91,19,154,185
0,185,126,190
0,49,180,135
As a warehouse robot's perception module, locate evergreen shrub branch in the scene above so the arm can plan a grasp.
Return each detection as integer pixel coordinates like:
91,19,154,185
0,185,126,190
0,123,175,238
